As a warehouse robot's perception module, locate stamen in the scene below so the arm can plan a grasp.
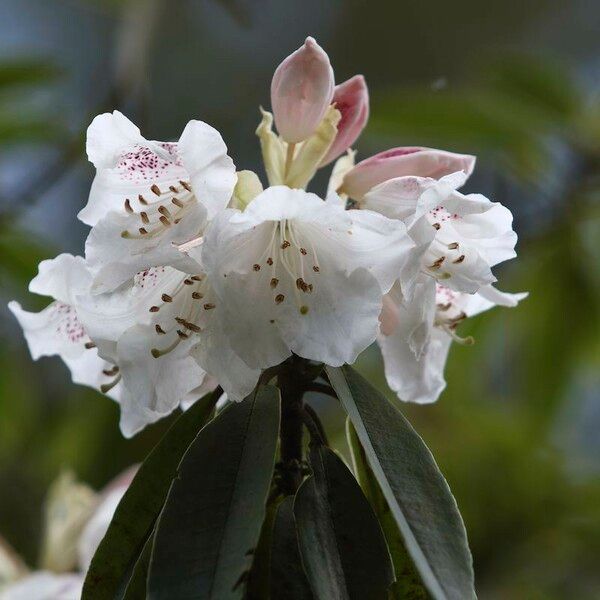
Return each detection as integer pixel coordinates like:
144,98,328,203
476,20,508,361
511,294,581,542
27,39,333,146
169,185,179,193
266,257,273,266
124,199,133,213
139,227,148,235
253,264,261,271
149,306,160,312
452,255,465,264
84,341,96,349
192,291,203,299
448,242,459,249
155,324,166,334
275,294,285,304
191,275,203,281
437,302,452,311
183,279,194,285
159,215,171,227
300,248,307,255
300,305,309,315
100,374,122,393
162,294,173,302
138,194,148,205
177,329,189,339
158,205,172,219
270,278,279,289
140,212,149,224
433,223,441,230
103,366,120,376
171,197,184,208
180,180,192,192
313,266,320,273
203,303,216,310
428,257,446,269
151,184,161,196
281,240,291,250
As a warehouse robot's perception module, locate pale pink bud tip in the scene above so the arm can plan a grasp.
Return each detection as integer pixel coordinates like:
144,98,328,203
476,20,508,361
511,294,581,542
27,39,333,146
342,147,476,199
271,37,335,144
320,74,370,167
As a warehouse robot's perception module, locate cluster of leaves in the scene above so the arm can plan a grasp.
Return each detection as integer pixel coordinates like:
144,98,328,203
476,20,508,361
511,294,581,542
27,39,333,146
82,365,477,599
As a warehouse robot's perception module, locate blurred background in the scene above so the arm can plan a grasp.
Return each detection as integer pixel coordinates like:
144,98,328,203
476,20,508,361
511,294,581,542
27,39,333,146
0,0,598,597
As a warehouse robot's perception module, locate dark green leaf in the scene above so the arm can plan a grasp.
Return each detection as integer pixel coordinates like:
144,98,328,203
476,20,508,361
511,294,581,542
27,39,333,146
294,444,394,600
270,496,313,600
346,419,428,600
122,533,152,600
148,386,281,599
327,366,475,600
82,390,219,599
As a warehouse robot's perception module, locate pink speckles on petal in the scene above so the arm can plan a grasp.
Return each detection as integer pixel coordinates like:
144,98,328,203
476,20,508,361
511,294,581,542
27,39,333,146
428,205,461,227
52,302,87,344
117,144,182,184
134,266,167,289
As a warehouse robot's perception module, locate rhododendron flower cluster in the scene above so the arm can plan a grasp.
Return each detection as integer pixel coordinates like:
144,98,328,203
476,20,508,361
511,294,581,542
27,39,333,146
9,37,525,437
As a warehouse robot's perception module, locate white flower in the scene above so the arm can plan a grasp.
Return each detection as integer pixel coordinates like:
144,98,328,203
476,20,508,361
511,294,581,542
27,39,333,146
379,283,527,404
0,572,83,600
7,254,123,404
200,186,414,369
81,111,236,293
363,171,518,296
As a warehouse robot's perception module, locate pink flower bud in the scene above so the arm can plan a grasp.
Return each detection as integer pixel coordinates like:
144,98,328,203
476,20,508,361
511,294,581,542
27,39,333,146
342,147,476,199
319,75,369,167
271,37,335,144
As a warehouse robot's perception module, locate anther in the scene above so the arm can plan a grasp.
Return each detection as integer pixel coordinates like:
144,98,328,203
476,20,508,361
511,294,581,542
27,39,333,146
253,264,261,271
139,227,148,235
191,275,203,281
174,218,181,224
149,306,160,312
452,255,465,264
169,185,179,193
180,180,192,192
437,303,452,311
155,324,166,334
158,205,172,219
177,329,189,339
281,240,291,250
171,197,184,208
300,305,309,315
183,279,194,285
448,242,459,249
151,348,161,358
151,184,161,196
102,366,119,376
275,294,285,304
159,216,171,227
185,321,202,333
121,231,131,239
192,291,203,299
175,317,187,325
100,376,121,393
266,257,273,266
138,194,148,205
300,248,307,255
433,223,441,230
428,257,446,269
161,294,173,302
140,212,149,224
203,303,216,310
124,199,133,213
270,278,279,289
312,266,320,273
84,341,96,349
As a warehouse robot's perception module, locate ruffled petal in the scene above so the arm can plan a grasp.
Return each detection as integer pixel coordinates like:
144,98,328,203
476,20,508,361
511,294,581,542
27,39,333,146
178,120,237,219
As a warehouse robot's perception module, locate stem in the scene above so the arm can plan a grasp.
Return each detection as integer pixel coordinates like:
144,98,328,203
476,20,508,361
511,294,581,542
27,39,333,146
284,143,296,180
278,372,304,495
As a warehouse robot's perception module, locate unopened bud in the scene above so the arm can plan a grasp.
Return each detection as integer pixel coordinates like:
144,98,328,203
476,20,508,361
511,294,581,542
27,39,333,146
271,37,334,143
341,147,476,199
320,75,369,166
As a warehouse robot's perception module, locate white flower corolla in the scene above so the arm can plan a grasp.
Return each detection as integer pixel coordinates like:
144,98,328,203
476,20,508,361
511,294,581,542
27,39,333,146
7,254,123,403
0,571,84,600
363,171,518,296
379,282,527,404
200,186,414,370
80,111,236,293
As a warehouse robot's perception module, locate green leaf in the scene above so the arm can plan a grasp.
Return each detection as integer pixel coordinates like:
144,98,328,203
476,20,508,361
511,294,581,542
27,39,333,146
270,496,313,600
122,534,152,600
346,419,428,599
0,59,60,89
82,390,219,599
294,444,394,600
327,366,475,600
148,386,281,599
